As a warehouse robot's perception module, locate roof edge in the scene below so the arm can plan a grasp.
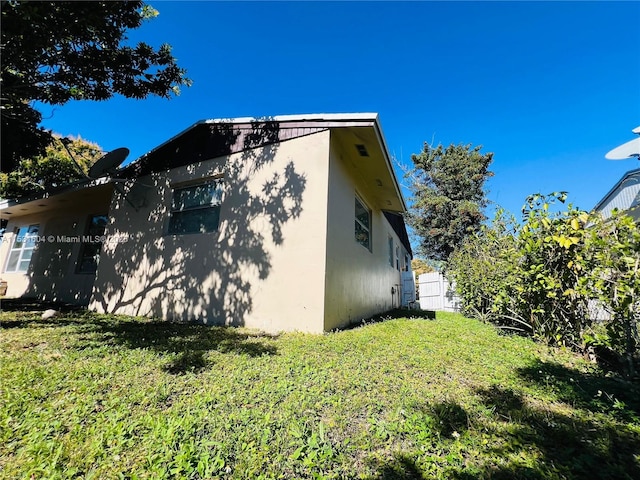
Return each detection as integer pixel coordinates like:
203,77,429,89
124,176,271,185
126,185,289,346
0,177,111,211
592,166,640,212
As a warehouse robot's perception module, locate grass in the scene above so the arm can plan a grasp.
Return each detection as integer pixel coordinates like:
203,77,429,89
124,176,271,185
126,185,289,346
1,309,638,479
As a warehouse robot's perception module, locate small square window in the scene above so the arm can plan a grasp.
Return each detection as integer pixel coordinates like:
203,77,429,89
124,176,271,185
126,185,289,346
355,196,371,251
168,180,223,235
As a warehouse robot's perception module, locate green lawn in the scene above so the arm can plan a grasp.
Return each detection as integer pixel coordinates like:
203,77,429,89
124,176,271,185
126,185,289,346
1,310,638,479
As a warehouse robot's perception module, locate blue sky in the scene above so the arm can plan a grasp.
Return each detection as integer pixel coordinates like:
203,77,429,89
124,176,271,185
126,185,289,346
40,1,640,221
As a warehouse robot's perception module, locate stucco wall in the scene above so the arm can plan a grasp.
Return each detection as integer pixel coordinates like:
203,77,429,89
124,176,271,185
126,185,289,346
323,134,410,331
90,131,330,333
0,185,113,304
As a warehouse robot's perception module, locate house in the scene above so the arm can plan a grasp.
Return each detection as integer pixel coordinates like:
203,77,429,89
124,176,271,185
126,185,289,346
592,167,640,222
0,113,414,333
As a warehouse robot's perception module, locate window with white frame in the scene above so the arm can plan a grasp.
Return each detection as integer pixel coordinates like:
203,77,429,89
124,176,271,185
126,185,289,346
355,196,371,251
5,224,39,273
388,237,394,267
396,245,400,270
168,179,223,235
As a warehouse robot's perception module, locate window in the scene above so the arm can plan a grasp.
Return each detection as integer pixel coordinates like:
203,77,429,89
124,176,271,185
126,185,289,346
168,180,223,235
77,214,108,274
355,196,371,251
396,245,400,270
5,224,39,273
388,237,394,267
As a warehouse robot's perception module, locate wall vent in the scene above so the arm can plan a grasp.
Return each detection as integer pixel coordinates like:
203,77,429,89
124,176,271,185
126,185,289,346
355,144,369,157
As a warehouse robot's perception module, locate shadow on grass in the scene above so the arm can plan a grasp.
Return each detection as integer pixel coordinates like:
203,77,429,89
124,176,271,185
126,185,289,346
367,453,426,479
97,317,278,374
1,310,278,374
467,382,640,479
368,363,640,480
342,308,436,331
518,360,640,420
453,362,640,480
408,400,470,439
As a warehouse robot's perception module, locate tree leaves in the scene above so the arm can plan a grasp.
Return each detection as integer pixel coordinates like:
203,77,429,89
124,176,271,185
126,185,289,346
449,193,640,376
407,142,494,262
0,136,103,199
1,1,191,172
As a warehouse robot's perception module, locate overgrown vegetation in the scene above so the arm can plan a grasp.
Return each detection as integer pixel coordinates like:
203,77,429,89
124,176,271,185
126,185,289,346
0,136,103,199
1,310,638,479
448,193,640,377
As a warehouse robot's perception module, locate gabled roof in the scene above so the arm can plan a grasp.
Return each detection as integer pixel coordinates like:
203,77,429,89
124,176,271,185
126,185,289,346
122,113,407,212
1,113,408,216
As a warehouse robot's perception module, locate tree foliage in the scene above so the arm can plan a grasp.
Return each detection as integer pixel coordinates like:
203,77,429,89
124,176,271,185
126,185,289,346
411,258,435,277
1,1,190,172
449,193,640,377
510,193,594,347
447,208,519,320
0,136,103,199
407,143,494,262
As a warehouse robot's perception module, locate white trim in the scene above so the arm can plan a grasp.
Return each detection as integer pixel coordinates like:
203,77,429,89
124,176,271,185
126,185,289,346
354,193,372,252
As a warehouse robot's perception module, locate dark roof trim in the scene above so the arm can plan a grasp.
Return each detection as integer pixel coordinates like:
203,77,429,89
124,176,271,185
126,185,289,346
383,211,413,257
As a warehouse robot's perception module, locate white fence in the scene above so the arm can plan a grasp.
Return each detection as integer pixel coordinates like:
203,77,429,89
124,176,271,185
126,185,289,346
417,272,461,312
417,272,613,320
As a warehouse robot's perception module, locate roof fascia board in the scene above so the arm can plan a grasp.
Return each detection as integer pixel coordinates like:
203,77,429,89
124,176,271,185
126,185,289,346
370,115,408,212
201,112,379,125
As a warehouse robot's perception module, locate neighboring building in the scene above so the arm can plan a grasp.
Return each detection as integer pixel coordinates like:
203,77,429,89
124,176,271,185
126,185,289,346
592,167,640,221
0,113,414,333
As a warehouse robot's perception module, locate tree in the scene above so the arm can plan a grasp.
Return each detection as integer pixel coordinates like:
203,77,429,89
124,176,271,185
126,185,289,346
411,258,435,277
0,136,103,199
406,143,494,262
1,1,190,173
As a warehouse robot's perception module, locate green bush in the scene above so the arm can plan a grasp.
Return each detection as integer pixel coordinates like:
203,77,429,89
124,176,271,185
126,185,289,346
448,193,639,376
447,209,518,322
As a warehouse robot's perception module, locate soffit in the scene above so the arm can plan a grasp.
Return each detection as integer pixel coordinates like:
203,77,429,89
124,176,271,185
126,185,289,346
0,181,114,220
332,126,405,213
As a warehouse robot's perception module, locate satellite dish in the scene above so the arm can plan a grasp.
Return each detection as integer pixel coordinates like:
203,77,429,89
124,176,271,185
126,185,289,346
605,137,640,160
88,148,130,178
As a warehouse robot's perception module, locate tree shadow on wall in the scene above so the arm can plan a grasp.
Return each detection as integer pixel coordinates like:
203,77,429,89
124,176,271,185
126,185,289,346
91,119,307,328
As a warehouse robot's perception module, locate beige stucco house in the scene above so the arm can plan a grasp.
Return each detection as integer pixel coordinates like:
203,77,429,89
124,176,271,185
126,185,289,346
0,113,414,333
